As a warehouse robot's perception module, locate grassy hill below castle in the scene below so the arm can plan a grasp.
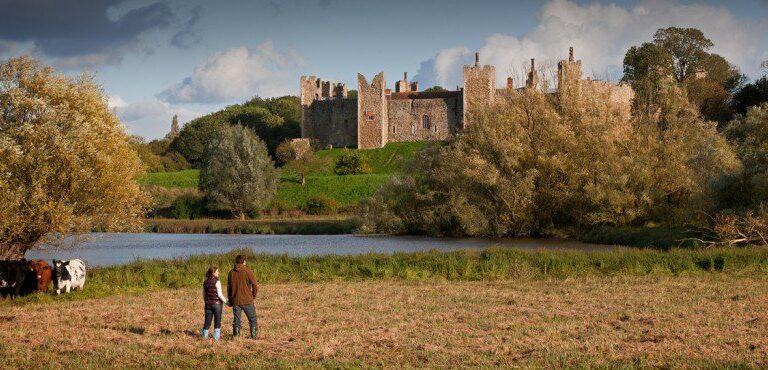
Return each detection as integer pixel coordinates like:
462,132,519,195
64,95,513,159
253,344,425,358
142,141,431,213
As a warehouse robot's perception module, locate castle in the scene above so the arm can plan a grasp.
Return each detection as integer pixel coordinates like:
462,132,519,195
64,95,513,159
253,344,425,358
300,48,634,149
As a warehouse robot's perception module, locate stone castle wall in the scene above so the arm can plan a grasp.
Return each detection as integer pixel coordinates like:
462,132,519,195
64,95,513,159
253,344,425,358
357,73,388,149
387,92,461,142
300,48,635,150
462,55,495,126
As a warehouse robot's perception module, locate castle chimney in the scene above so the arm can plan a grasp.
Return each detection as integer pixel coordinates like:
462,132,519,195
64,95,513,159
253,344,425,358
507,77,514,90
475,52,479,67
569,47,574,62
531,58,535,71
404,72,408,82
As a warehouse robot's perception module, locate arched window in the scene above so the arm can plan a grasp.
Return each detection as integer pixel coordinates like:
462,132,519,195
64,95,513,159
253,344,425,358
422,115,431,129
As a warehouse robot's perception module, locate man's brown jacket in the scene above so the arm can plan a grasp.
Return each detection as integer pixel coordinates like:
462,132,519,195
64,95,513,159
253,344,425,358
227,264,258,306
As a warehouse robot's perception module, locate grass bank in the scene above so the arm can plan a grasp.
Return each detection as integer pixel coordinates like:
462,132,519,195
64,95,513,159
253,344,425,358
144,217,358,234
141,142,432,210
2,277,768,367
7,246,768,307
578,226,710,249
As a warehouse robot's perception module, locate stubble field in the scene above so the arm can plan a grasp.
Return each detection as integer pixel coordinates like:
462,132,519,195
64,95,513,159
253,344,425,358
1,276,767,368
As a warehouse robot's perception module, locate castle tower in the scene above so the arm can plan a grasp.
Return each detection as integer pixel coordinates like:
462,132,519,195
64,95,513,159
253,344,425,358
462,52,496,126
526,59,538,89
357,72,388,149
300,76,322,138
557,46,582,93
395,72,410,93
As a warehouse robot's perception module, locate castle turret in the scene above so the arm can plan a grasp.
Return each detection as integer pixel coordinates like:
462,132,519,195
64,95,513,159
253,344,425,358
557,46,582,93
526,59,538,89
462,52,495,126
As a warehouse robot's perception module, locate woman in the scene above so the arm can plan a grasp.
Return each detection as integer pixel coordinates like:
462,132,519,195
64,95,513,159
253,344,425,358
202,266,227,340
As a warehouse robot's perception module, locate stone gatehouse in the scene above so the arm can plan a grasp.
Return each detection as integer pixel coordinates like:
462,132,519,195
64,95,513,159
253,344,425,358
300,48,634,149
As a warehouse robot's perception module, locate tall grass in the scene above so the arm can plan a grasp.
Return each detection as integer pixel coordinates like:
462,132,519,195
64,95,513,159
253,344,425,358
7,246,768,306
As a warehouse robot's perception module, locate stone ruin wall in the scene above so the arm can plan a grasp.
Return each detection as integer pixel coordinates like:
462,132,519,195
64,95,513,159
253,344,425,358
462,55,496,127
301,48,636,150
300,76,356,148
357,73,388,149
387,94,461,142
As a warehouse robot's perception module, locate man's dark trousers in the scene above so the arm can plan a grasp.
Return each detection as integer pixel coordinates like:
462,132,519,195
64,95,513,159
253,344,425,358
232,303,258,338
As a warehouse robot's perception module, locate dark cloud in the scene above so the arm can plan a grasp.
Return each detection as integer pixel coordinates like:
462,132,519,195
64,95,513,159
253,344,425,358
170,7,202,49
0,0,177,67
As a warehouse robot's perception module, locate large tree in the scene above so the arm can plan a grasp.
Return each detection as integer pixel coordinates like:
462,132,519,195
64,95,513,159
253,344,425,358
0,57,147,259
199,125,277,220
653,27,714,82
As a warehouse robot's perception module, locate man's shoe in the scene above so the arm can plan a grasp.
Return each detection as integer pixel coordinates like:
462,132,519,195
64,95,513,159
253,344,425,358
250,326,258,339
213,328,221,341
232,327,240,337
202,329,209,339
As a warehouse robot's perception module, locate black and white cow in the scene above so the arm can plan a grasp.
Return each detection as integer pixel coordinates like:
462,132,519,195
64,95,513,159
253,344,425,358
52,259,86,295
0,260,28,298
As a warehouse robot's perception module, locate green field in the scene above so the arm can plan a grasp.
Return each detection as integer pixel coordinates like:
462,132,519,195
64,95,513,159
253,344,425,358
142,142,432,209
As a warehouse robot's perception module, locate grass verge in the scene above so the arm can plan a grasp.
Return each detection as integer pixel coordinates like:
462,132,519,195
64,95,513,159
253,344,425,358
144,217,358,234
578,226,710,249
6,246,768,307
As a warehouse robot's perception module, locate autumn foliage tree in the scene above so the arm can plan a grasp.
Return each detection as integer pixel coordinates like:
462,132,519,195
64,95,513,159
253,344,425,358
0,57,147,259
359,81,739,237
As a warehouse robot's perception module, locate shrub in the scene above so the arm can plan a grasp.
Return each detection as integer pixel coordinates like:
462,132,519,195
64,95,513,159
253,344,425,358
305,195,338,215
171,194,205,220
334,150,370,175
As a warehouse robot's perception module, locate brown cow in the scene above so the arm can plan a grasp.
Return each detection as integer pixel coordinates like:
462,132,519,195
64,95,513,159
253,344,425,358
27,260,52,293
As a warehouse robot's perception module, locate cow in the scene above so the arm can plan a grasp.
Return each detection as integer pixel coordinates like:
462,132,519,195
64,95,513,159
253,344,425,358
27,260,52,293
0,260,28,298
52,259,86,295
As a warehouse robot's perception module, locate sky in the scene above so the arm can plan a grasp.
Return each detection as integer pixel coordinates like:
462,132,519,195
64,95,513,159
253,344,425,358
1,0,767,139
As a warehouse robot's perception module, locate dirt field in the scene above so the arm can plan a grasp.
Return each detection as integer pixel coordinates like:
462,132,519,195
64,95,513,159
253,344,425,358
2,276,768,368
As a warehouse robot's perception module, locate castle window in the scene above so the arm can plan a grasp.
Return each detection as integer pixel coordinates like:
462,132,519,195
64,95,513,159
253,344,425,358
365,111,375,121
392,125,396,133
422,115,431,129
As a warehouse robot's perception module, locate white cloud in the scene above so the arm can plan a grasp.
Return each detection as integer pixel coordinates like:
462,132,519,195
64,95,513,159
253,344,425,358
416,0,768,88
109,95,202,140
158,40,306,104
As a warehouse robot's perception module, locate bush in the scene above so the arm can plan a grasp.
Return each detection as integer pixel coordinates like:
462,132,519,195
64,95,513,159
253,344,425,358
159,152,191,172
305,195,338,215
171,194,205,220
334,150,370,175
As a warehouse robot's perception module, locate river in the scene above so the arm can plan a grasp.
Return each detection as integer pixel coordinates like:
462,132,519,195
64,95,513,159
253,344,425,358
24,233,619,267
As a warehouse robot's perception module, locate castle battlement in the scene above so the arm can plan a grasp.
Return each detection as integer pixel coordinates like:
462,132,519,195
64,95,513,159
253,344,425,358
300,48,633,149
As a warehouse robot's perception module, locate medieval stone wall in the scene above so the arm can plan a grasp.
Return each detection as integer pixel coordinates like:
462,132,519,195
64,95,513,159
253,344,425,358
462,57,495,126
305,98,357,148
357,73,388,149
387,94,461,142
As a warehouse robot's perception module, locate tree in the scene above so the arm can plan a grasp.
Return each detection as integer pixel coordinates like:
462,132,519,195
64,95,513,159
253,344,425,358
732,77,768,115
423,86,448,93
360,79,739,236
719,104,768,210
199,125,277,220
622,43,675,117
653,27,713,82
0,57,147,259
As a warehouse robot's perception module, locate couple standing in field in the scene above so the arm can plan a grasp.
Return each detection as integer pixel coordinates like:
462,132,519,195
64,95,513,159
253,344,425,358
201,254,259,341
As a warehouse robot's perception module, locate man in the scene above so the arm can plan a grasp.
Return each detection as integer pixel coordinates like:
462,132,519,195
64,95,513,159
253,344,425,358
227,254,259,338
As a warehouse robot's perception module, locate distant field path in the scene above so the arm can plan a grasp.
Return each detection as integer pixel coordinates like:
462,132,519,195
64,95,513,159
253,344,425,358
1,276,767,367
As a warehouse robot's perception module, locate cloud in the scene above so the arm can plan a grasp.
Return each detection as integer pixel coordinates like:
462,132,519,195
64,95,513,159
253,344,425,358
0,0,195,68
415,0,768,88
170,6,202,49
109,95,202,139
158,40,306,104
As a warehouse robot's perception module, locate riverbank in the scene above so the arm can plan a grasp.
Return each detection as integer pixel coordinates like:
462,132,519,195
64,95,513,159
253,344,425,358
144,216,358,234
2,276,767,367
11,247,768,306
